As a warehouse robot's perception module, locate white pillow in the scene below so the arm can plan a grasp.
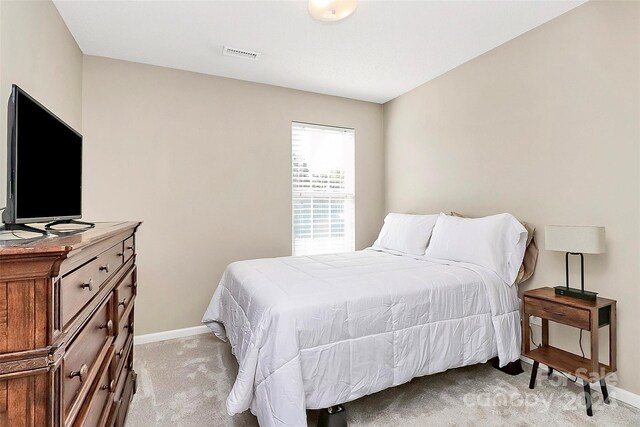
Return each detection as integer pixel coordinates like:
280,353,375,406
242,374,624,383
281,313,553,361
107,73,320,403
424,213,528,285
372,213,439,256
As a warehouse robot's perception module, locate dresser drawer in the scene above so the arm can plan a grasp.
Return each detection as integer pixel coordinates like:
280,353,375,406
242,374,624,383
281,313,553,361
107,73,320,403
73,351,115,427
524,296,591,330
115,267,136,321
63,297,113,423
114,307,134,373
61,258,101,329
97,243,125,284
114,339,133,402
107,399,121,427
123,235,135,262
117,371,137,427
114,332,133,378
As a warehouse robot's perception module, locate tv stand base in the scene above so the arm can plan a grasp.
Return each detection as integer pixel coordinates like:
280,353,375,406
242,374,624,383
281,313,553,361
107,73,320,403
45,219,95,230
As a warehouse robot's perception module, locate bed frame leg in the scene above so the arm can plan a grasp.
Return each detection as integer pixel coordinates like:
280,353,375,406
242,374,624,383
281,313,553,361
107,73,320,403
317,405,347,427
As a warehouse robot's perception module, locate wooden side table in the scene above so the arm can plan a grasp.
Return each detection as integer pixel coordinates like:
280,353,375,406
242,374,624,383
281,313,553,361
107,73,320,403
522,287,616,416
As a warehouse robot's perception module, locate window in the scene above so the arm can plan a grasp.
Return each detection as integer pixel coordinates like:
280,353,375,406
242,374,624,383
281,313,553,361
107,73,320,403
292,122,355,256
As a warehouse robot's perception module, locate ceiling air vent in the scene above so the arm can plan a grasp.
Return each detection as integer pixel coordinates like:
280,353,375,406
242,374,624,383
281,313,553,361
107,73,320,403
222,45,262,61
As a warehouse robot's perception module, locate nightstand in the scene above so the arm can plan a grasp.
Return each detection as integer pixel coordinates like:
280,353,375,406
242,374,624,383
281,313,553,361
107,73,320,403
522,287,617,416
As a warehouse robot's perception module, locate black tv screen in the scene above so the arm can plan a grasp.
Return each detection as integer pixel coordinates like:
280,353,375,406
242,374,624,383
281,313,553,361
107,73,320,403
4,85,82,224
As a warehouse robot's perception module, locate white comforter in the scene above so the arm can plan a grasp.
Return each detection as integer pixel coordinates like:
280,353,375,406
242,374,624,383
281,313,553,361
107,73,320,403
202,249,521,426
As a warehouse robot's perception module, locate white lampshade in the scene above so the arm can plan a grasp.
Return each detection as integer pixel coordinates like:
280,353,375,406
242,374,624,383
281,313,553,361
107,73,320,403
308,0,357,22
545,225,606,254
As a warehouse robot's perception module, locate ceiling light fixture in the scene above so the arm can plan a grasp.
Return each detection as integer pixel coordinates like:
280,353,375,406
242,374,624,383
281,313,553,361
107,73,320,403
308,0,357,22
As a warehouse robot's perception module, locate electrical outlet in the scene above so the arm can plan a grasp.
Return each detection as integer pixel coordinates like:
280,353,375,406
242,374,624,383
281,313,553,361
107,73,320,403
530,316,542,327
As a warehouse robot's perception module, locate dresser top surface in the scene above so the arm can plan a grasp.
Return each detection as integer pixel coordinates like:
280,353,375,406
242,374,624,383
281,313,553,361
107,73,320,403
0,221,141,257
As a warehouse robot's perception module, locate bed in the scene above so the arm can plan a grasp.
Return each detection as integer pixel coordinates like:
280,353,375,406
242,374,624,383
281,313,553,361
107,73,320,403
202,213,532,427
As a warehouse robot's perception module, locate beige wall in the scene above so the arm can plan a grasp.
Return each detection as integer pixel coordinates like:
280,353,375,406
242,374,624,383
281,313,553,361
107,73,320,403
0,0,83,203
384,1,640,394
81,56,385,335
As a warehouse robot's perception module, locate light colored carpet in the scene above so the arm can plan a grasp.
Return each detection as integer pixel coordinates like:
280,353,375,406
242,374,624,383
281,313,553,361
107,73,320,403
126,334,639,426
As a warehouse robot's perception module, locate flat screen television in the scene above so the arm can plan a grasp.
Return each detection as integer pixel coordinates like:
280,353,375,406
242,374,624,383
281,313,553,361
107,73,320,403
2,85,83,228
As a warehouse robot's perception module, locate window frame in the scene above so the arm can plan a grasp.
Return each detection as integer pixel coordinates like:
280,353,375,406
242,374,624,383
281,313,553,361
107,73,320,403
291,121,356,256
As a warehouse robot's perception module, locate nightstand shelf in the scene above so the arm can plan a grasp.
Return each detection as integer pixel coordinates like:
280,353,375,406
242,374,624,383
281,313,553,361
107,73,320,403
522,287,617,417
523,346,613,382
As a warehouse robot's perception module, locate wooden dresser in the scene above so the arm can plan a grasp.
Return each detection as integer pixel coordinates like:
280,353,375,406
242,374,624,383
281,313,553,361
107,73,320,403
0,222,141,426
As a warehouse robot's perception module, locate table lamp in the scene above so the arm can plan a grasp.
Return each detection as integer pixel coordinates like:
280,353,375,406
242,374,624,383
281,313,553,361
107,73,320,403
545,225,606,301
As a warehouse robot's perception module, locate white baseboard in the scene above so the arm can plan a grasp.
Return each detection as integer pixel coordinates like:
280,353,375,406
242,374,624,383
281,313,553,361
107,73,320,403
134,325,210,346
520,356,640,409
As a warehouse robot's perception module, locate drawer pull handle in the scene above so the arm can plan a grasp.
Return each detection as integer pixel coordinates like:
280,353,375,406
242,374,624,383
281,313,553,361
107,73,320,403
119,298,127,307
127,282,137,289
117,349,124,358
101,380,116,392
99,264,110,273
79,279,94,292
69,364,88,382
117,252,124,256
124,322,134,331
126,246,134,251
98,320,114,335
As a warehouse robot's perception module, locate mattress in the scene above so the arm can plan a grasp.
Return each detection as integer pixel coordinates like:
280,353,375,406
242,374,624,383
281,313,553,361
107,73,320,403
202,249,521,427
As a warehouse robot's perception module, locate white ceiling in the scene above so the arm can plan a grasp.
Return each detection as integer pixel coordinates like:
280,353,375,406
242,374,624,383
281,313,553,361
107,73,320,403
54,0,585,104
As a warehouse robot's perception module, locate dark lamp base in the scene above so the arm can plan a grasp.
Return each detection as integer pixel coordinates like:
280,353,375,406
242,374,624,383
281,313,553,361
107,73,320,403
554,286,598,301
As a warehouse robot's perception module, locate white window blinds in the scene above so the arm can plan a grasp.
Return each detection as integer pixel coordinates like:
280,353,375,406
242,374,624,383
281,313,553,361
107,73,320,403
292,122,355,256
